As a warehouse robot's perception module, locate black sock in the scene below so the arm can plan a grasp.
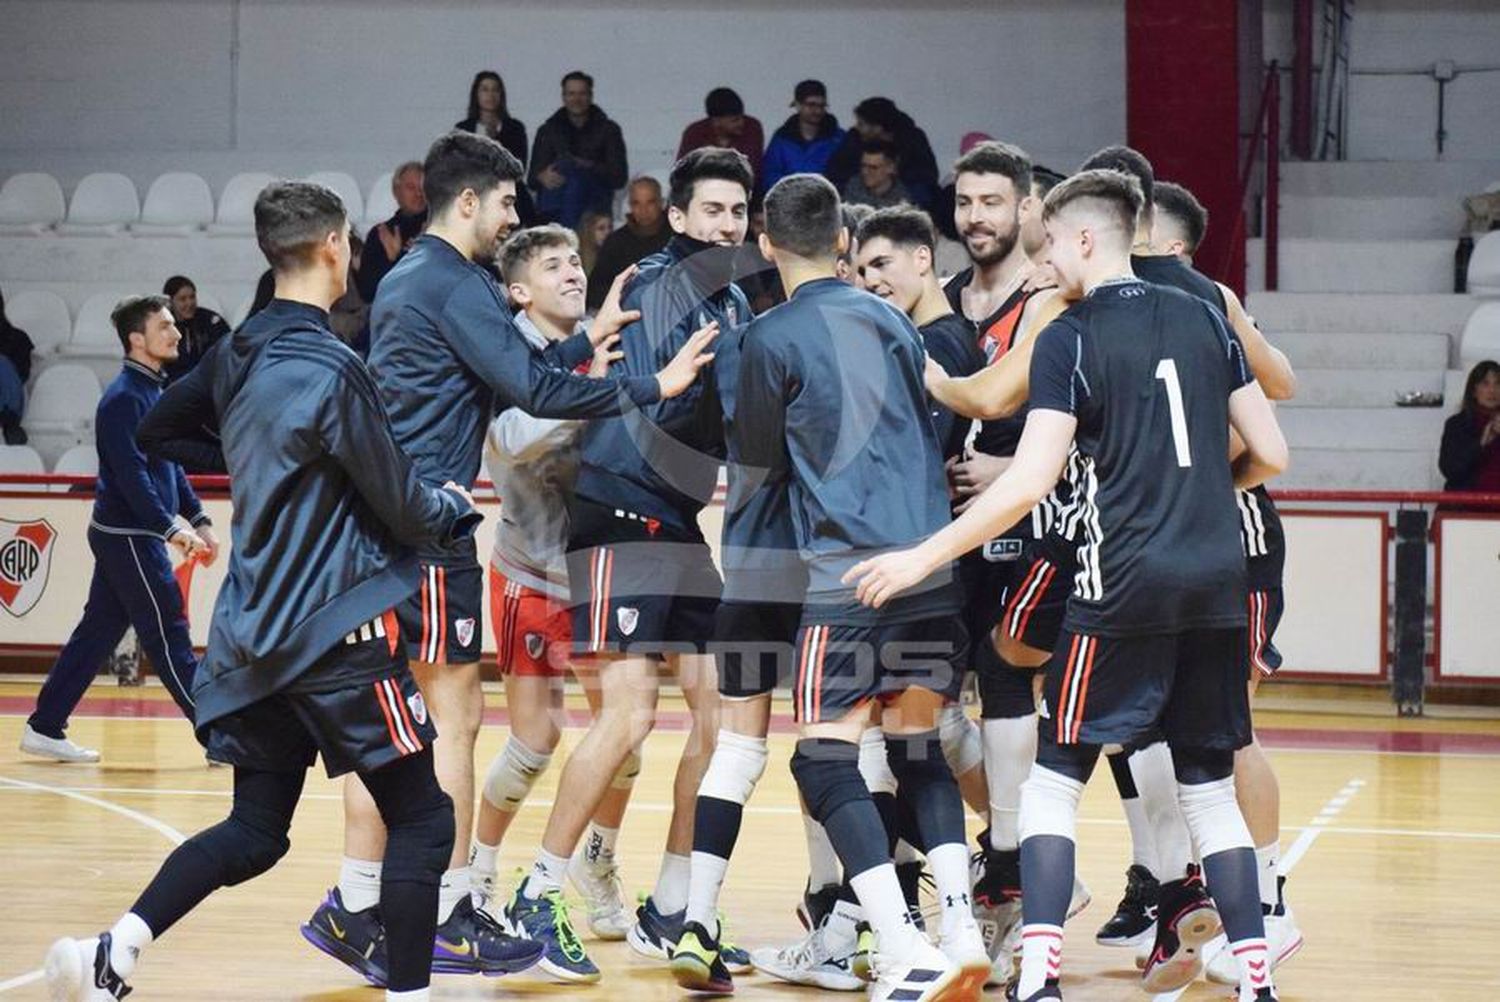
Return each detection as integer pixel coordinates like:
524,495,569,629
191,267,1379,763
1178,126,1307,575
791,738,890,880
1201,847,1266,943
885,729,965,852
1018,834,1074,928
1107,749,1139,799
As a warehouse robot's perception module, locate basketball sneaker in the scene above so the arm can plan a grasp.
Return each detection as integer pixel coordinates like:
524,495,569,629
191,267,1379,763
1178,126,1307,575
626,894,680,960
299,887,387,986
797,880,842,931
1095,864,1159,947
503,876,600,983
432,896,544,975
1206,878,1304,985
750,918,864,991
568,838,630,939
937,906,993,996
670,920,735,993
971,845,1023,987
868,937,969,1002
1005,977,1063,1001
1141,865,1222,993
44,934,132,1001
20,724,100,764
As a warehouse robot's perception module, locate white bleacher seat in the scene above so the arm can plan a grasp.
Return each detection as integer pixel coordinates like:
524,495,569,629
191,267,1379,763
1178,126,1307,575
1468,231,1500,298
21,365,101,467
56,173,139,235
307,171,365,225
52,443,98,477
64,292,125,358
0,444,45,475
0,172,67,234
1459,301,1500,368
3,290,71,357
364,172,396,228
133,172,215,235
208,172,277,236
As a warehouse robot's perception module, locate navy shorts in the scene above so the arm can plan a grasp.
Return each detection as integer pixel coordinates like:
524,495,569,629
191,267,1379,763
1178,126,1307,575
394,562,483,665
997,544,1074,655
711,600,802,699
792,615,969,724
1248,588,1285,677
206,616,437,778
1040,626,1252,752
567,499,721,656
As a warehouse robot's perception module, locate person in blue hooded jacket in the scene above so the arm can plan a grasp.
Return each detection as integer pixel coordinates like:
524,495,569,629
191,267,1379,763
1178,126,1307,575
760,79,846,195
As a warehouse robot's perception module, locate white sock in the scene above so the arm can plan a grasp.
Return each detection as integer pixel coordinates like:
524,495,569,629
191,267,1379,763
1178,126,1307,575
1017,923,1063,996
927,842,972,938
825,896,863,948
385,989,430,1001
107,913,153,979
803,813,842,889
582,822,620,865
469,840,498,883
1120,794,1157,874
849,864,923,963
1133,742,1191,880
437,867,469,923
1255,842,1280,910
686,851,731,930
339,857,383,913
653,850,691,914
982,715,1037,851
526,848,569,896
1231,936,1272,1001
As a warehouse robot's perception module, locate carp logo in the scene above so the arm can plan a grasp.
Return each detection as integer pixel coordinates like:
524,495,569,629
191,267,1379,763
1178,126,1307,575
454,617,476,649
0,519,56,617
524,632,546,660
406,690,429,726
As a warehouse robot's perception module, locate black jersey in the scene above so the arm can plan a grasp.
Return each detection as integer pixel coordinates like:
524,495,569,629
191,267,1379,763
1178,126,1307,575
1029,279,1254,637
919,311,985,462
943,268,1034,459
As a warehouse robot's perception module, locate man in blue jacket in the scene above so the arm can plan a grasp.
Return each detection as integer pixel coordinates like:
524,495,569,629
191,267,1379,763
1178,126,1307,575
21,294,216,764
760,79,846,194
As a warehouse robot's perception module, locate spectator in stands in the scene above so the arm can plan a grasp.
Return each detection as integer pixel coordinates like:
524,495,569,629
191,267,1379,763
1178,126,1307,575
0,286,33,444
586,176,671,310
456,70,538,227
161,276,231,383
331,227,371,355
529,71,628,228
355,160,427,301
761,79,845,194
1440,359,1500,497
576,209,613,278
676,87,764,181
842,140,910,209
826,96,939,210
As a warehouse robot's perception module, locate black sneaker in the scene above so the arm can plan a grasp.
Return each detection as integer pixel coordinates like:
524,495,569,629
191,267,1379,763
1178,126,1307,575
1006,976,1062,1001
1141,864,1221,993
896,859,930,931
972,846,1023,987
300,887,388,986
670,920,734,993
44,933,133,1000
796,880,841,931
1095,864,1159,947
432,896,545,975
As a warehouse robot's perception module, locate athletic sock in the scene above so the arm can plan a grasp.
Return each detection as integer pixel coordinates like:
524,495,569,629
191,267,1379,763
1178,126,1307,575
1108,749,1158,874
525,848,569,897
928,842,974,939
107,913,153,979
1133,741,1190,879
1231,937,1274,1001
436,867,468,924
981,715,1037,851
849,864,923,963
685,731,768,928
825,895,863,950
1254,842,1280,910
1016,923,1064,998
468,841,498,886
802,814,842,889
653,851,691,915
582,822,620,866
339,857,383,913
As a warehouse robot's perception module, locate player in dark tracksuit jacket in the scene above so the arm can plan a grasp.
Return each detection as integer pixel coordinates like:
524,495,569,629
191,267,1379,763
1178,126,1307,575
23,296,212,763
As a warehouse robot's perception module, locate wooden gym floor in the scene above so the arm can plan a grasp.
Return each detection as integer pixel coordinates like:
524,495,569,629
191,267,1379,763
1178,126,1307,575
0,680,1498,1000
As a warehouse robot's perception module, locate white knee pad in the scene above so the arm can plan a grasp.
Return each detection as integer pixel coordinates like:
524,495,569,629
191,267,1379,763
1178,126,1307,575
938,703,984,776
611,747,642,790
1017,764,1085,843
1177,777,1253,860
857,726,898,796
697,730,768,805
482,735,552,812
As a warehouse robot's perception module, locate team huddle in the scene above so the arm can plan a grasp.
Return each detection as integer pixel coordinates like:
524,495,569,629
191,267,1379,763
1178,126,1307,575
43,128,1300,1002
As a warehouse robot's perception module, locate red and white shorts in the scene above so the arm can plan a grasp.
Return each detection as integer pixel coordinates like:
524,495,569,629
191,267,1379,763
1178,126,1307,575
489,565,572,677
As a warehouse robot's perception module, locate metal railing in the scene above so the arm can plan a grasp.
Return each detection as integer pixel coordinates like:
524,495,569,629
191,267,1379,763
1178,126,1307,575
1228,61,1281,291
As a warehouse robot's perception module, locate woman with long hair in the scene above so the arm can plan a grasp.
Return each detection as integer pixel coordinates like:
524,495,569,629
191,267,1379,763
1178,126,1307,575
456,70,528,166
1440,359,1500,496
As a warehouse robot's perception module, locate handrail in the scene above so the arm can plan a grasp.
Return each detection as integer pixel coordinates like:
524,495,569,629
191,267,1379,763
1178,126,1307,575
1227,61,1281,292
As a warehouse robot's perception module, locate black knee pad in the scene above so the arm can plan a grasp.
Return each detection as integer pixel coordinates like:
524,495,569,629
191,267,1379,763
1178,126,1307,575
383,787,456,885
1033,730,1101,784
1170,744,1234,786
885,730,956,790
976,643,1040,720
790,738,867,824
212,799,293,886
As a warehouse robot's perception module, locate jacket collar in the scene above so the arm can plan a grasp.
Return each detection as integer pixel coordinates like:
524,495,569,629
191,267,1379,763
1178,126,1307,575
122,358,167,386
667,234,740,300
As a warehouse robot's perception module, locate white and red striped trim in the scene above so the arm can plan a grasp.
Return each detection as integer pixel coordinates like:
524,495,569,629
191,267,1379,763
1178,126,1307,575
374,678,423,756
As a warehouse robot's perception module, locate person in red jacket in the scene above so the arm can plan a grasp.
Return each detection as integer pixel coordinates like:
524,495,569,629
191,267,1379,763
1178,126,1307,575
676,87,764,183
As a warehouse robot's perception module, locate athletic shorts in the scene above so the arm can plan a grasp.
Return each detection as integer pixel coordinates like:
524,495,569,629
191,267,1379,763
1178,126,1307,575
959,541,1027,661
206,613,437,778
711,600,803,699
1248,588,1285,677
1040,627,1252,751
566,499,721,656
489,565,571,678
395,562,483,665
997,546,1074,655
792,615,969,724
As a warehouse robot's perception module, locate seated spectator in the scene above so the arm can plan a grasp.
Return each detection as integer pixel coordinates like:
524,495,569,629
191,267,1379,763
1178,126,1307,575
576,209,614,278
676,87,765,181
0,286,33,444
162,275,231,383
331,226,371,355
826,96,939,210
586,176,671,310
455,70,538,226
761,79,846,194
529,71,628,228
356,160,427,301
1441,360,1500,498
843,140,911,209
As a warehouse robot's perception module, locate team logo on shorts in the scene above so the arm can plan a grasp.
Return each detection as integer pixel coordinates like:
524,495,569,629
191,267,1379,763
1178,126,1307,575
1037,697,1051,720
525,632,546,660
0,518,56,617
406,690,428,726
454,617,476,648
617,606,639,636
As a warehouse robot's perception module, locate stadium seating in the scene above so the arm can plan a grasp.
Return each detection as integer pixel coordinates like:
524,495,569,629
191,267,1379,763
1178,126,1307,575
1459,301,1500,369
1467,231,1500,298
3,289,71,358
208,172,277,237
51,443,98,478
0,172,67,235
133,172,215,236
364,172,395,228
64,292,124,358
0,444,45,475
21,365,101,467
306,171,365,225
56,173,139,235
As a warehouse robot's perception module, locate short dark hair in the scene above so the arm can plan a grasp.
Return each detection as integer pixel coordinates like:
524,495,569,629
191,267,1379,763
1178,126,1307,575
111,294,171,353
705,87,744,118
953,140,1032,194
1032,165,1066,200
423,130,524,217
764,173,842,258
1153,180,1208,254
253,180,347,273
853,97,901,133
162,275,194,298
561,70,593,91
1081,144,1154,209
861,139,900,164
499,224,578,283
1042,168,1144,240
855,205,937,253
839,203,874,266
668,147,754,211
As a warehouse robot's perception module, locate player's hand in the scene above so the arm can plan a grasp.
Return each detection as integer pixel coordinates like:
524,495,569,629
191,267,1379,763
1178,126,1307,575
376,223,402,261
842,546,936,609
655,321,719,399
1484,415,1500,448
591,265,641,344
169,528,205,561
1022,263,1058,293
924,355,951,395
442,480,475,509
949,450,1010,504
588,331,624,378
196,525,221,567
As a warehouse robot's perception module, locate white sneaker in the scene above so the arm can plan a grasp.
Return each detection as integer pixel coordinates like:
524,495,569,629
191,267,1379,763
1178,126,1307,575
1205,907,1305,985
750,921,863,991
566,848,629,940
21,725,100,764
45,935,130,1001
938,911,993,991
868,936,979,1002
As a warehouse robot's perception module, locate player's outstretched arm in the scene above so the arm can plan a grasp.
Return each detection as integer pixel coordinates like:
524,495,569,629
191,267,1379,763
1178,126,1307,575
1218,282,1297,401
1228,381,1289,489
653,320,719,399
843,408,1075,607
136,342,227,473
